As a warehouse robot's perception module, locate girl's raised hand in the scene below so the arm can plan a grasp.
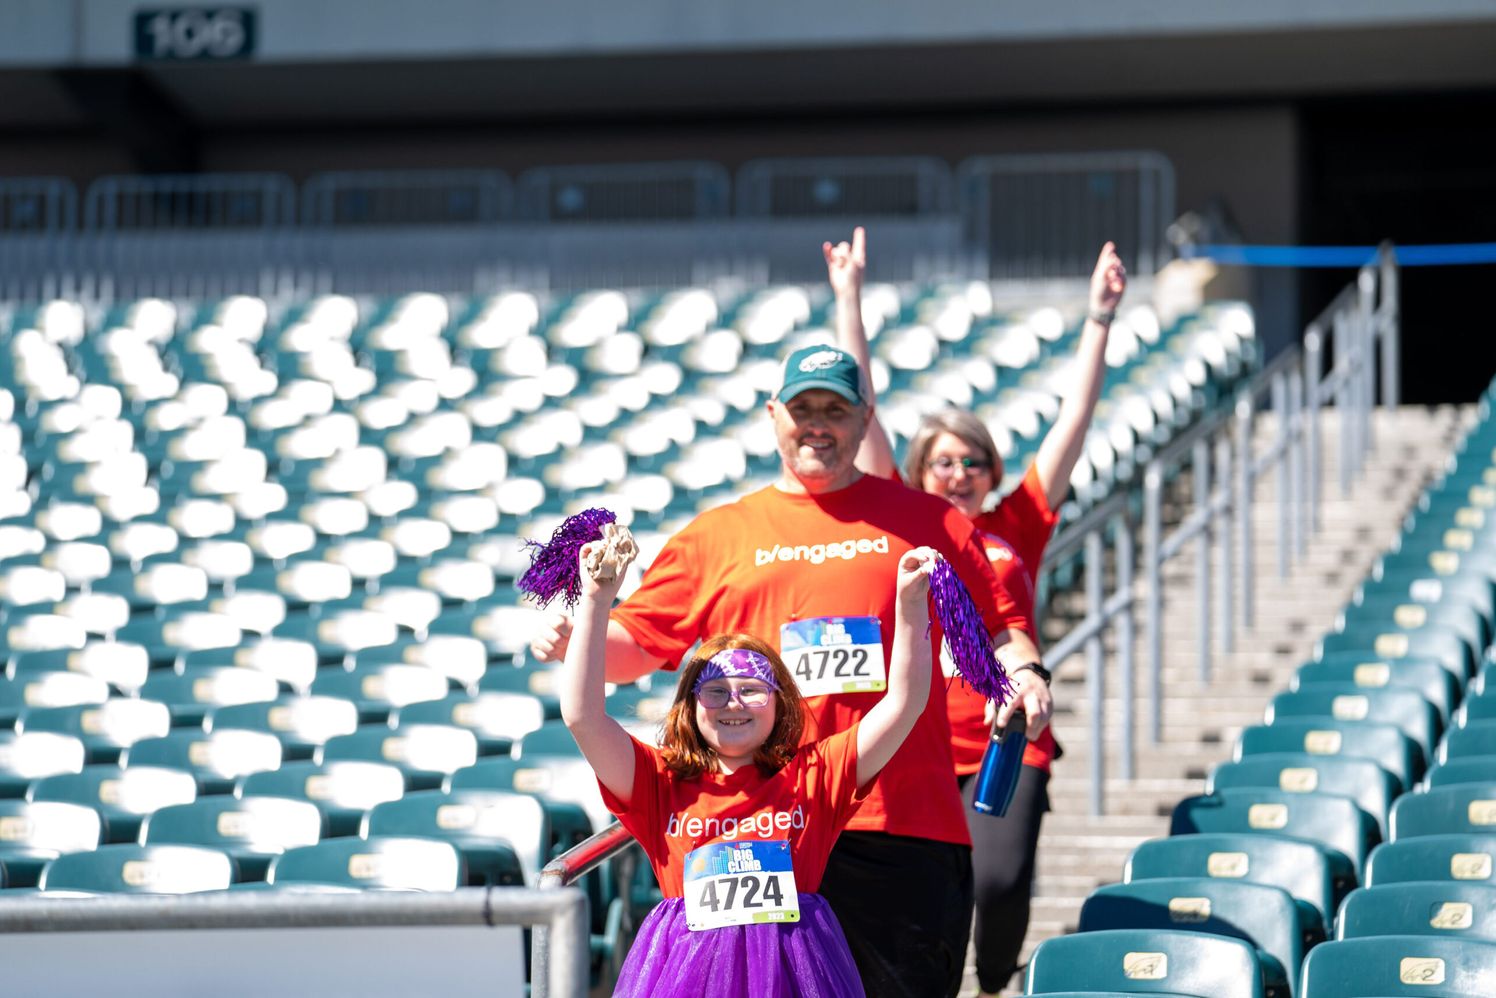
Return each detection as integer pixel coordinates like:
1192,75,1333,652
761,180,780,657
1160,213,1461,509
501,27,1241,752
896,546,939,602
578,522,638,598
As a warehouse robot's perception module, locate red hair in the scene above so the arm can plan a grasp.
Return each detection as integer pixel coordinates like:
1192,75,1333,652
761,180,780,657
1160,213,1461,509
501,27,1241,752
659,633,805,780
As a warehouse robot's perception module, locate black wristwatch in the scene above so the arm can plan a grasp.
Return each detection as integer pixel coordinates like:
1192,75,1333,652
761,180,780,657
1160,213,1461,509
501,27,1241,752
1012,662,1052,686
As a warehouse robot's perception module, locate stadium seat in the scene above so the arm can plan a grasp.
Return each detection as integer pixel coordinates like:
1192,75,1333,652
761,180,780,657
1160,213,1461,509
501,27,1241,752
237,760,406,837
1298,934,1496,997
362,789,544,886
1237,720,1422,789
0,731,87,796
137,666,282,727
1390,783,1496,840
19,700,172,763
29,765,198,843
1425,756,1496,788
1440,719,1496,762
10,642,151,694
393,692,545,755
309,664,451,723
319,724,479,790
208,696,359,760
1267,685,1441,763
0,799,103,887
0,673,110,729
268,835,463,891
1025,927,1263,998
1337,882,1496,943
445,756,595,857
39,843,235,894
1366,834,1496,886
1080,878,1308,997
1291,657,1459,726
1125,832,1338,938
140,796,323,881
1172,788,1376,879
476,665,562,718
123,729,283,794
1208,753,1399,835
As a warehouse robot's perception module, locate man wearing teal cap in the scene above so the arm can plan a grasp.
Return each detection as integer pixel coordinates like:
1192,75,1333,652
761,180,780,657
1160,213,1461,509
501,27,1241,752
533,340,1039,997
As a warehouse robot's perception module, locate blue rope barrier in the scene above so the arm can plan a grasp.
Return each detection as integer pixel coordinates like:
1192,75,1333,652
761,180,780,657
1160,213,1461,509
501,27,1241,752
1181,243,1496,268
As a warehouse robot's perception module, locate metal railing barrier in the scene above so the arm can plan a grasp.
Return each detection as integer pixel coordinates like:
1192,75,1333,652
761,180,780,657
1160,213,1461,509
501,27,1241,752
535,822,639,998
0,886,589,997
301,169,514,227
516,161,732,223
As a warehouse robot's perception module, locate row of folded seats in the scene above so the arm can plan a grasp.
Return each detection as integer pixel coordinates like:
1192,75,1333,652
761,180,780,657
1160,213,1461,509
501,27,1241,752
1024,377,1496,997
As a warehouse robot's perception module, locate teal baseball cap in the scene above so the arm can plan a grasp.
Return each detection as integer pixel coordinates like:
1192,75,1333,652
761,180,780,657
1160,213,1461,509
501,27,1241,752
777,346,865,405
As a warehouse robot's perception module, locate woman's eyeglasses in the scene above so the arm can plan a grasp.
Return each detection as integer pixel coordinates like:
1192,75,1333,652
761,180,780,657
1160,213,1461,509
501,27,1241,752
926,456,992,478
696,684,775,709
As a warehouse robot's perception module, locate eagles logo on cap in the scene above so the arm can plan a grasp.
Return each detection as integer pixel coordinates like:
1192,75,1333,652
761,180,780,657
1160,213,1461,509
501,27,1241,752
778,345,865,405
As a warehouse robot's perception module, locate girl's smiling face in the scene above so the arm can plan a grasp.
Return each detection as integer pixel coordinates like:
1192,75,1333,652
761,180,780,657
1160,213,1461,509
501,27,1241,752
693,677,779,771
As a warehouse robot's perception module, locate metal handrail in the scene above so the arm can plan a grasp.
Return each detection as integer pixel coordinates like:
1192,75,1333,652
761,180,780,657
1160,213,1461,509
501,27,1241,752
533,822,639,998
0,887,590,997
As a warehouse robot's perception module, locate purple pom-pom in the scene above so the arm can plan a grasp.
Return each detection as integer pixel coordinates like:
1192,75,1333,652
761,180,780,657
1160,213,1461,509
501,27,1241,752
517,508,618,610
930,559,1013,705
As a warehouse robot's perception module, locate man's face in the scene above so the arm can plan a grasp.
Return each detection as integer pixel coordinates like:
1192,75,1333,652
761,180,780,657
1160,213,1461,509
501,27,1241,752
768,388,869,490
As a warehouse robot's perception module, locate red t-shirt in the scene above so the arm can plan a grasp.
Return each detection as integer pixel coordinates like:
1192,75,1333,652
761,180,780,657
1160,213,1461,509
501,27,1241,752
600,725,867,896
946,464,1060,775
611,473,1028,847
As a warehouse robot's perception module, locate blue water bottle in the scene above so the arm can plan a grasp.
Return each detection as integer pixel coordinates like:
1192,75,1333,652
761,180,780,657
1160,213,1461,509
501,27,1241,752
971,709,1027,817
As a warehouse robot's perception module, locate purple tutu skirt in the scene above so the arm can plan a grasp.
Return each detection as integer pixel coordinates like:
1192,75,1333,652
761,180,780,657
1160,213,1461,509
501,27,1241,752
614,893,866,998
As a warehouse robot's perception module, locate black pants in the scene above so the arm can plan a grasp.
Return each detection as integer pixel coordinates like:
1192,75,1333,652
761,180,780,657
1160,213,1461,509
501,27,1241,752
958,765,1050,995
819,830,975,998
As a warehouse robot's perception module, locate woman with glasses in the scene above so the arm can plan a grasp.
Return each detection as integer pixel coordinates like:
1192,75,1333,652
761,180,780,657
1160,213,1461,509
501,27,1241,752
825,228,1126,996
560,519,943,997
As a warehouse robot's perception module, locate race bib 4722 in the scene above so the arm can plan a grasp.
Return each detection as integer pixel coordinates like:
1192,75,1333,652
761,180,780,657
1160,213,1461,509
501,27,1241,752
780,616,886,697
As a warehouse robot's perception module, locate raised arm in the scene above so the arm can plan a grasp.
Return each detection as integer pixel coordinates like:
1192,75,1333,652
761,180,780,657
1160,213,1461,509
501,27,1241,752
531,614,665,683
825,226,898,478
558,524,640,804
1031,241,1128,510
855,547,936,785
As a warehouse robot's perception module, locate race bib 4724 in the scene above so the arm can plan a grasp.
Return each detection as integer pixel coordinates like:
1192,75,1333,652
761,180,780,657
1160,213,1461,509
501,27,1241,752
684,839,799,931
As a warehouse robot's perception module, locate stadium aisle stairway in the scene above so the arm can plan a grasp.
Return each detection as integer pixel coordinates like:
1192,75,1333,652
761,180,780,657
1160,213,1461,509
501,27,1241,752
1026,380,1496,997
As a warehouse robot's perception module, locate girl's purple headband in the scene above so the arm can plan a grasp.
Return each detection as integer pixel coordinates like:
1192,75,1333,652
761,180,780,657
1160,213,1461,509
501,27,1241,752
693,648,779,695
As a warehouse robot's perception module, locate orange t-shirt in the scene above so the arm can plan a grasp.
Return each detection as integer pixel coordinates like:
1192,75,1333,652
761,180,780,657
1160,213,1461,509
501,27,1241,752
946,464,1060,775
600,725,867,896
611,473,1029,847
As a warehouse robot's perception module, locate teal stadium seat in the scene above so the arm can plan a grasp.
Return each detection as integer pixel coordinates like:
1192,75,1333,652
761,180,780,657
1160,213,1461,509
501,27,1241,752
1081,878,1307,997
362,789,543,886
1025,927,1263,998
0,731,87,796
1366,835,1496,886
1126,831,1337,937
1209,753,1398,836
1440,719,1496,762
1425,756,1496,788
1268,685,1440,764
29,765,197,843
0,799,103,886
1172,788,1375,881
123,729,283,794
19,700,171,764
319,723,479,791
136,666,281,727
1298,935,1496,997
208,696,359,760
1390,783,1496,840
1291,657,1458,727
268,835,463,891
141,796,322,880
39,843,235,894
1236,720,1422,789
1337,882,1496,944
393,691,545,755
237,760,406,837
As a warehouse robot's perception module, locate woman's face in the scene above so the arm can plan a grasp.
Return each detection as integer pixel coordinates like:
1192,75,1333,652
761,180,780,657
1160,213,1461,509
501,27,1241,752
920,431,999,520
693,676,779,767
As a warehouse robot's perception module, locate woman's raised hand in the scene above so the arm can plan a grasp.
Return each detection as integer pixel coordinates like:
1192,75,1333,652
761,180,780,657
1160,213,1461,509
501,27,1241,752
1090,241,1127,317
